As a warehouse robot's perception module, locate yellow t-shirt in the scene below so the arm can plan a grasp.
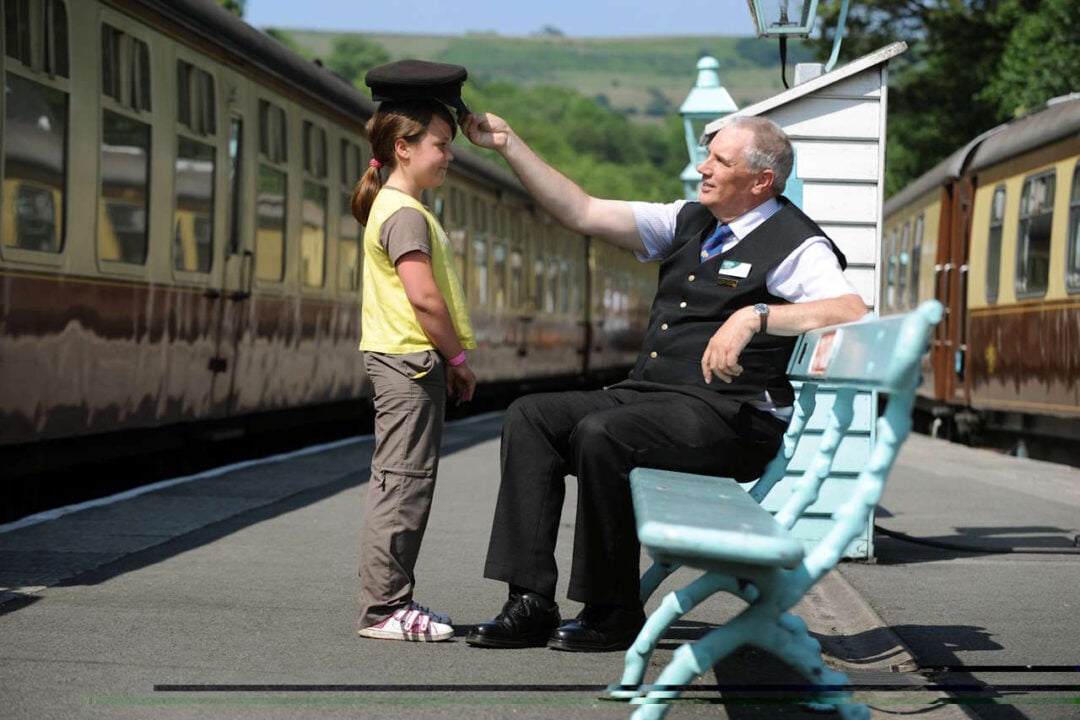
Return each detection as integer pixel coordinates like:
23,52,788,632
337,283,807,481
359,189,476,354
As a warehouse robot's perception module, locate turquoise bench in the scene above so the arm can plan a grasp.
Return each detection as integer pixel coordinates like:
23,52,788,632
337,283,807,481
616,300,944,720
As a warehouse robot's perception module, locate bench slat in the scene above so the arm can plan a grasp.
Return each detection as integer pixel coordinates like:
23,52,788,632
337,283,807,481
631,468,805,569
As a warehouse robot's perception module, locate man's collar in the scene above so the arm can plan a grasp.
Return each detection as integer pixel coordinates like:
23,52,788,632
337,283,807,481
726,197,782,240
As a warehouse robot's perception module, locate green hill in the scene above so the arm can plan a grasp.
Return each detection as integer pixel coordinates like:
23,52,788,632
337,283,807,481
283,30,814,121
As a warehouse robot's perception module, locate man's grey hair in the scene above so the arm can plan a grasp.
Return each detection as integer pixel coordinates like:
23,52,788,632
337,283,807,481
707,116,794,195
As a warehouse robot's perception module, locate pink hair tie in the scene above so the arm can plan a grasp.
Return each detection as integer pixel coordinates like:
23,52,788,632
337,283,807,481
369,158,382,169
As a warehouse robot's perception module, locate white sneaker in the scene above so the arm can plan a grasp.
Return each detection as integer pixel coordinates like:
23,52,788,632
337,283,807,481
407,601,451,625
358,603,454,642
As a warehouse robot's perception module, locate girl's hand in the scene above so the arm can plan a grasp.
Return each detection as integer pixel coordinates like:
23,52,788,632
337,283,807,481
462,113,511,151
447,363,476,405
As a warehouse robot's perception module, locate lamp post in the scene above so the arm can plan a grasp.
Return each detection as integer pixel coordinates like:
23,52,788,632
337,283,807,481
679,56,737,200
746,0,850,80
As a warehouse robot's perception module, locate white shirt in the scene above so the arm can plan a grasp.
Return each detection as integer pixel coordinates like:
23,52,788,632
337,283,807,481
627,197,860,416
629,197,860,302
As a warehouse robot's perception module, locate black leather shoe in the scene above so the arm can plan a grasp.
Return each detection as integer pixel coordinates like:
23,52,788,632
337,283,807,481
466,593,561,648
548,603,645,652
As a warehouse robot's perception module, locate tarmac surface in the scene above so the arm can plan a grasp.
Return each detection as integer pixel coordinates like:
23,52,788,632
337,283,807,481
1,412,1077,720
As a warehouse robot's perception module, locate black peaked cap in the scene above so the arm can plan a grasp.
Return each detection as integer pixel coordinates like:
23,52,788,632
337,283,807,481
365,59,470,118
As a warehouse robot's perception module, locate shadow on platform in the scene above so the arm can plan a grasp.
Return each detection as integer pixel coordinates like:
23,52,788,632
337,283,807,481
0,420,503,616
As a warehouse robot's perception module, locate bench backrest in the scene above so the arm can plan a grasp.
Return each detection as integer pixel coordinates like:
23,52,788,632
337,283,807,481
751,301,944,579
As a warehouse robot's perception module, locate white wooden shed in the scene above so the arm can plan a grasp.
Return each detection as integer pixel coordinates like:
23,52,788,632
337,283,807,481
703,42,908,558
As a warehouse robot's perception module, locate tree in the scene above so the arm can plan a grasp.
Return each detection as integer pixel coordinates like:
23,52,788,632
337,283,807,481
980,0,1080,117
326,36,390,86
217,0,245,17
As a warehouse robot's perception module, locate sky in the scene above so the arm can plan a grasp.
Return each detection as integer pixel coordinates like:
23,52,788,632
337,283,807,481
243,0,759,37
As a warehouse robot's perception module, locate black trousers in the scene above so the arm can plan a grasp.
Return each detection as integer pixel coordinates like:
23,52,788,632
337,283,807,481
482,385,786,606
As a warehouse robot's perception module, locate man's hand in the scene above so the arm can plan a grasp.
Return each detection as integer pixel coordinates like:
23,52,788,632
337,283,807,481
462,113,511,152
447,363,476,406
701,307,757,384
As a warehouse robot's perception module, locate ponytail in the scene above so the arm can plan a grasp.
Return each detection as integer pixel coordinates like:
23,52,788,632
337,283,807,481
351,162,383,227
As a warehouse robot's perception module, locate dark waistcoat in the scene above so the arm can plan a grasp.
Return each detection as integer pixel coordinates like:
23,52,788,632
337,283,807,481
625,199,846,406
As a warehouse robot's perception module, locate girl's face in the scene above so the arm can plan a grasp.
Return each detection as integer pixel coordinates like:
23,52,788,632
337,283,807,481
404,115,455,190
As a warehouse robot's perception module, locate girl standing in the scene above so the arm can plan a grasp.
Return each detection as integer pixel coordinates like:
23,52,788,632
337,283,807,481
352,98,476,642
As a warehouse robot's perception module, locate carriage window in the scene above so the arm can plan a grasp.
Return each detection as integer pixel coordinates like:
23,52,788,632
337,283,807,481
492,242,507,310
449,187,466,226
1067,163,1080,293
533,257,545,312
173,137,215,273
174,61,216,274
897,221,911,310
99,111,150,264
884,227,897,311
338,139,361,292
1015,171,1055,298
909,213,924,308
299,120,328,288
547,258,558,314
255,99,287,282
258,99,287,163
6,0,69,77
472,237,488,306
302,121,327,179
101,24,150,112
177,61,216,137
472,197,488,233
301,181,326,287
255,165,286,281
986,185,1006,303
509,248,523,310
562,259,575,314
2,72,68,253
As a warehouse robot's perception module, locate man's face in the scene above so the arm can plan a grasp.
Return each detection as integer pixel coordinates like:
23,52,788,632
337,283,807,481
695,125,773,222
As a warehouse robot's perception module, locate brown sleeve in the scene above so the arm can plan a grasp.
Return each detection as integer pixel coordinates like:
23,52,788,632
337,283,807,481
380,207,432,264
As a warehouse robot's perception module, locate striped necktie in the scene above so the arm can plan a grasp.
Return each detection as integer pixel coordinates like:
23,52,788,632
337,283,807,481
700,222,735,261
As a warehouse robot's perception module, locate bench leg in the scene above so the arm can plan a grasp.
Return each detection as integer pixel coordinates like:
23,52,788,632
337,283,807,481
638,561,678,604
629,611,761,720
614,572,755,697
759,615,870,720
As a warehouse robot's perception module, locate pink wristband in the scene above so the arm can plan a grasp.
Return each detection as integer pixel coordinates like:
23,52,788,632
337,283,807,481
448,351,467,367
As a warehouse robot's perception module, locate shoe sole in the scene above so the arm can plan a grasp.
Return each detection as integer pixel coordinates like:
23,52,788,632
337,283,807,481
548,636,634,652
464,632,552,649
358,627,454,642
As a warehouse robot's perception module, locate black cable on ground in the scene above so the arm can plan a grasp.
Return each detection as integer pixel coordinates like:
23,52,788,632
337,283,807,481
874,523,1080,555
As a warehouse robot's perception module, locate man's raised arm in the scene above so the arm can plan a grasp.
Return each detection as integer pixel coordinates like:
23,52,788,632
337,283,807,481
463,113,645,254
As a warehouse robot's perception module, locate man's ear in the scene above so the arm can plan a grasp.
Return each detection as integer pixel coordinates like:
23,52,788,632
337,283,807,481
751,168,776,197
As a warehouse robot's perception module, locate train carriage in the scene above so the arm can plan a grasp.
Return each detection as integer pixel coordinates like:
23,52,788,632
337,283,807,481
882,94,1080,461
0,0,655,486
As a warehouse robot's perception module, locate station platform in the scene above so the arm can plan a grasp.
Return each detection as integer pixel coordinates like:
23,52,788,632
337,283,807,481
1,412,1077,720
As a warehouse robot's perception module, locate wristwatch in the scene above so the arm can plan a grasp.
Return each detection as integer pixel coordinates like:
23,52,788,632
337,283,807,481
752,303,769,333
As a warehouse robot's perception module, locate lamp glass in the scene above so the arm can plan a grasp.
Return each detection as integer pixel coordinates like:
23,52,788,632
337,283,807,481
748,0,819,36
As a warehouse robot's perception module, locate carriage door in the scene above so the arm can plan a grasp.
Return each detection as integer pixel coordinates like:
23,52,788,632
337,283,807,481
950,176,974,405
208,75,255,417
931,178,973,406
931,183,955,401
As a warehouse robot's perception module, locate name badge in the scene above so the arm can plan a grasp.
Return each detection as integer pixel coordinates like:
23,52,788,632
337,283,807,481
718,260,752,279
